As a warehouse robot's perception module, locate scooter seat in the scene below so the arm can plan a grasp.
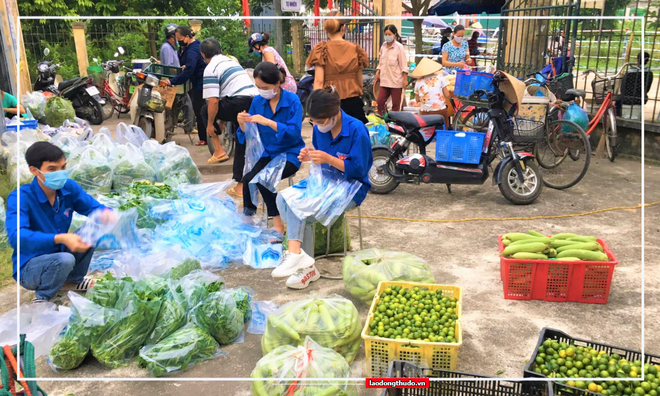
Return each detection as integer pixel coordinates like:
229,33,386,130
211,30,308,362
388,111,445,129
58,78,80,91
563,89,586,100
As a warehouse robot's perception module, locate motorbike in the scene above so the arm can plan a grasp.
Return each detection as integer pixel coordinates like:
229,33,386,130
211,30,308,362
369,72,543,205
33,48,106,125
132,71,168,142
296,67,316,120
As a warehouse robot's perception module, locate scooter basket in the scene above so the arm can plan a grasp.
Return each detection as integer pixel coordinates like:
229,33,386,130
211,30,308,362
137,86,152,108
511,118,546,143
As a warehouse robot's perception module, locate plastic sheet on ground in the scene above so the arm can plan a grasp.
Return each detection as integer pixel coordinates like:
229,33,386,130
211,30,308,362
251,336,356,396
247,301,278,335
279,164,362,227
108,143,156,190
68,147,113,196
0,303,71,359
342,249,436,304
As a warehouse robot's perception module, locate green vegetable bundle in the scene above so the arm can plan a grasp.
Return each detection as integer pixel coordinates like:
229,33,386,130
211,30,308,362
91,288,163,368
166,258,202,280
191,291,244,345
45,96,75,127
146,282,188,345
108,144,156,191
226,287,253,324
68,147,113,196
49,292,114,370
86,272,134,309
138,324,221,377
159,143,202,187
128,181,178,200
251,336,356,396
313,214,349,256
261,295,361,363
141,140,166,180
179,270,225,309
342,249,435,304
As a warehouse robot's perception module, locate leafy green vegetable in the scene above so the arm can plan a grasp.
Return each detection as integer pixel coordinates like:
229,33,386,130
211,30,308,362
159,144,202,187
191,291,244,345
45,96,75,127
86,272,134,309
91,289,163,368
167,258,202,281
68,147,113,196
128,181,178,200
146,283,188,345
138,324,219,377
314,214,350,256
226,288,252,324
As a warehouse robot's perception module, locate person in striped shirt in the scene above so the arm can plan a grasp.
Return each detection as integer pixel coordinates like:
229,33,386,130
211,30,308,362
200,38,258,197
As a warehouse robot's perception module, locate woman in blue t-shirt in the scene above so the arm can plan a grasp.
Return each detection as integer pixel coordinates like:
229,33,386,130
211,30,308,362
237,62,304,233
273,87,373,290
441,25,471,73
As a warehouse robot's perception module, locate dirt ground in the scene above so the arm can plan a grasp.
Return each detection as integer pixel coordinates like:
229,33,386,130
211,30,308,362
0,117,657,396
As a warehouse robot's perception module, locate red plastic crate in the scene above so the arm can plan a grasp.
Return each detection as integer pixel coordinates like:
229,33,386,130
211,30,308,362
498,236,618,304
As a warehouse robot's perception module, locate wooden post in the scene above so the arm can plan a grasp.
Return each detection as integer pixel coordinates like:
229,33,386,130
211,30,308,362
190,19,202,33
0,0,31,95
274,0,284,58
71,22,88,77
18,20,31,96
291,20,305,75
373,0,383,63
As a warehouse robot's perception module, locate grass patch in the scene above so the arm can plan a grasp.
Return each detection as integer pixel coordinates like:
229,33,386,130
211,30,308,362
0,168,12,204
0,248,13,287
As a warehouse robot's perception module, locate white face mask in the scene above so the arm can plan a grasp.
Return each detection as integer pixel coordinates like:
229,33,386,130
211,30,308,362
316,116,337,133
384,35,395,43
259,88,277,100
454,36,464,43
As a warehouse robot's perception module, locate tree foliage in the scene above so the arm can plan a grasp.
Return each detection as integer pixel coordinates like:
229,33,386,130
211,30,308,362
403,0,433,62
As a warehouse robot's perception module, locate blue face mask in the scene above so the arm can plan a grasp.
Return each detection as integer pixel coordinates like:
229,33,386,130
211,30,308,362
38,170,68,190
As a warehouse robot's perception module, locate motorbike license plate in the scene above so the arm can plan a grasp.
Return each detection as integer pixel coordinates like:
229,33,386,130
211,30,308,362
86,86,100,96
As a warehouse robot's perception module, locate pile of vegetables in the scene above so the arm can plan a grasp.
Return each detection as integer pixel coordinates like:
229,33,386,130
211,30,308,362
108,143,156,191
501,231,610,261
104,181,179,229
261,295,361,363
191,291,244,345
251,337,356,396
342,249,435,304
68,147,113,196
146,282,188,345
159,144,203,187
45,96,75,127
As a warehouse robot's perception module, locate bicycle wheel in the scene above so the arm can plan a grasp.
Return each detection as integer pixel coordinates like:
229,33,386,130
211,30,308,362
604,107,618,162
537,119,591,190
453,104,489,132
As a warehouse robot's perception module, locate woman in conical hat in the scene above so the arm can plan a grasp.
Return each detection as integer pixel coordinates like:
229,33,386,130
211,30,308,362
410,58,454,123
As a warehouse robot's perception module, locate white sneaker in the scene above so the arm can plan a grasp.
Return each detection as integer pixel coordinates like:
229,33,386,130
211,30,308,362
271,251,315,279
286,265,321,290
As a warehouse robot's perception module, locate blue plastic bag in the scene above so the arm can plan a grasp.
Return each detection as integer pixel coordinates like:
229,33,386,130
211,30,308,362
247,301,279,335
243,123,265,177
75,209,139,250
249,153,287,207
242,239,283,269
562,102,589,133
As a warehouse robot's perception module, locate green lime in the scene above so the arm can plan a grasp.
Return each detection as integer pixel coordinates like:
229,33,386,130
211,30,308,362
636,388,647,396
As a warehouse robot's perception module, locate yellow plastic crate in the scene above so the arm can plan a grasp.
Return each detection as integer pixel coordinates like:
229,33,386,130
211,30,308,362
361,281,463,378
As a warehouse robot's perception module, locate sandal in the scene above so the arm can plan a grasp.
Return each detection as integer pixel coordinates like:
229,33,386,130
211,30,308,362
228,187,243,198
31,298,48,304
195,140,207,146
207,154,229,164
61,278,96,292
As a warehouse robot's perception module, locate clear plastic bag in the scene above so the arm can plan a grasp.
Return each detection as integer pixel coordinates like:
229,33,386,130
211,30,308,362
146,280,188,345
261,294,361,363
0,302,70,359
90,132,116,158
178,270,225,309
108,143,156,190
242,239,283,269
87,271,134,309
247,301,278,335
8,155,34,186
279,164,362,227
140,140,166,181
116,122,149,147
51,132,82,159
342,249,436,304
190,290,244,345
88,249,125,273
177,180,234,200
225,287,254,324
22,91,47,119
68,147,113,196
251,336,356,396
1,128,50,147
243,122,265,177
138,324,224,377
75,208,139,250
45,96,75,127
249,153,286,207
63,119,94,141
159,142,202,187
562,102,589,132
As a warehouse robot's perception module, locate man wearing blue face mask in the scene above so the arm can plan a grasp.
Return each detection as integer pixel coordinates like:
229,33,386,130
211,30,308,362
5,142,115,303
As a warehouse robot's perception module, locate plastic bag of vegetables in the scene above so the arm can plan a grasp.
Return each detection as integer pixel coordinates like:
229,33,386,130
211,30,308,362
51,132,81,159
251,336,356,396
116,122,149,147
138,324,224,377
146,280,188,344
179,270,225,309
90,132,116,158
342,249,435,304
8,155,34,186
261,294,361,363
68,147,113,196
225,287,253,324
140,140,166,181
45,96,75,127
86,272,134,309
22,91,47,119
90,287,164,368
108,143,156,190
48,292,113,371
159,143,202,187
191,291,244,345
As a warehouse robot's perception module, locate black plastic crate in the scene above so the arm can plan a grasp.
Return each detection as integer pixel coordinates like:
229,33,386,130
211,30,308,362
523,328,660,396
383,360,553,396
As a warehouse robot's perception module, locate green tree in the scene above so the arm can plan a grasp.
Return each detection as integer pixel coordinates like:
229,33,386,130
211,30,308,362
403,0,433,62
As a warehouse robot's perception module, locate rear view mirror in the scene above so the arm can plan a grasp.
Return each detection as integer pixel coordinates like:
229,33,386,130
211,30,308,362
118,47,125,55
44,48,50,56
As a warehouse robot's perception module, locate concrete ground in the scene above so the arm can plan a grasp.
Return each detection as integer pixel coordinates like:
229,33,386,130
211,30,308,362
0,114,657,396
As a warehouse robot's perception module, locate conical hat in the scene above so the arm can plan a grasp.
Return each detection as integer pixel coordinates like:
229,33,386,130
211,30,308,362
410,58,443,78
497,71,526,116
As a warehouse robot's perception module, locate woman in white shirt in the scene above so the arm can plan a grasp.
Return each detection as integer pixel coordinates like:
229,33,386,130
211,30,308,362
410,58,453,122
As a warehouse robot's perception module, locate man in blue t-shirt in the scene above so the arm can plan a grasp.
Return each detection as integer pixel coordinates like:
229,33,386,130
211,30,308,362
5,142,115,303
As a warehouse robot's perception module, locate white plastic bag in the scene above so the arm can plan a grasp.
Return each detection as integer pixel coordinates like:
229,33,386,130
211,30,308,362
51,132,82,159
116,122,149,147
0,303,71,359
90,132,116,158
247,301,278,335
21,92,47,119
108,143,156,190
159,143,202,187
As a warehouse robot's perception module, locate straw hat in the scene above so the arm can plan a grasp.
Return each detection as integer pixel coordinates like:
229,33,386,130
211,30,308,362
498,71,526,116
410,58,443,78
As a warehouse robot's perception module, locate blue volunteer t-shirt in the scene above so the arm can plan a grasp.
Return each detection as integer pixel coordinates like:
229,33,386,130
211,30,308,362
312,110,373,205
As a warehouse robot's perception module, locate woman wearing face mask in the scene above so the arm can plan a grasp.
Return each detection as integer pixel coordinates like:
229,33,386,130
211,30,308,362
441,25,471,73
273,87,372,290
306,11,370,124
375,25,408,115
236,62,304,232
248,32,297,93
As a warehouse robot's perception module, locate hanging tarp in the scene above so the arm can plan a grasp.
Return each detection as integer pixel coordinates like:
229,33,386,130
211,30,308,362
428,0,506,16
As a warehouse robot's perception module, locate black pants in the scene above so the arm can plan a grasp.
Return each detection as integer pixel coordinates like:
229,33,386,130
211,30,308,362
243,157,299,217
201,96,254,182
341,96,369,124
189,90,206,142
